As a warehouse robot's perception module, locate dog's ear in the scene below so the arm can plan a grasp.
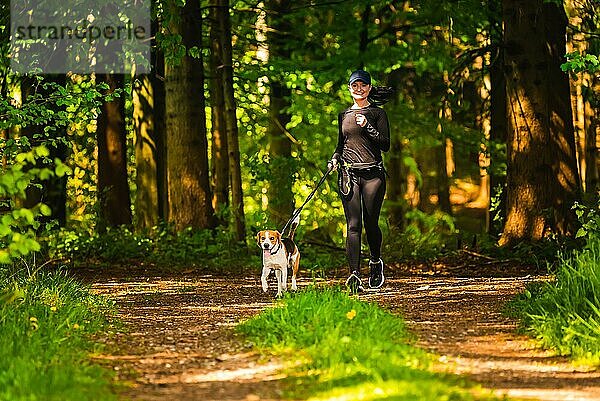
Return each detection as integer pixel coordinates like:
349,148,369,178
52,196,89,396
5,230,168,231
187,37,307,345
274,231,282,241
256,231,263,245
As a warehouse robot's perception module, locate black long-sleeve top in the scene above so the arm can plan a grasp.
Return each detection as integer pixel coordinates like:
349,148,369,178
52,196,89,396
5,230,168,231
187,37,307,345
331,105,390,165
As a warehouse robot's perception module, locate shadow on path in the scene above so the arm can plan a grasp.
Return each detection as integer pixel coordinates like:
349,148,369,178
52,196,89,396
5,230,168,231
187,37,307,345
80,265,600,401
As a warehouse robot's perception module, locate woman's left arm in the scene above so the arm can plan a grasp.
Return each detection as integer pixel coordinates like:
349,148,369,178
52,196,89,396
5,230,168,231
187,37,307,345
364,110,390,152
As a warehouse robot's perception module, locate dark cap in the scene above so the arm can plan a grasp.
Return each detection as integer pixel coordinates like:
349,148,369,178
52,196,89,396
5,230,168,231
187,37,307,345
348,69,371,85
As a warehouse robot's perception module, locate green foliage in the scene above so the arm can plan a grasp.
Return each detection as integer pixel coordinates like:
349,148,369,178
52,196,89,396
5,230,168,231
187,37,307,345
46,223,348,274
0,267,116,400
0,146,72,264
574,201,600,241
238,287,498,400
508,201,600,365
384,209,456,261
562,52,600,73
47,225,257,272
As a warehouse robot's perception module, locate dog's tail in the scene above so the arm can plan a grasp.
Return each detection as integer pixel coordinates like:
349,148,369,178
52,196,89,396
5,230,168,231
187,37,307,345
287,210,301,240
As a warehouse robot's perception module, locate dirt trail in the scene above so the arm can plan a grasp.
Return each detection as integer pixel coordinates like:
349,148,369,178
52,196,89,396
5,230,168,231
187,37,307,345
83,266,600,401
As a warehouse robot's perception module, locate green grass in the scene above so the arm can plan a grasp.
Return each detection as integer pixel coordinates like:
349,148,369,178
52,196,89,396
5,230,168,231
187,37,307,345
238,287,500,400
508,236,600,366
0,268,117,401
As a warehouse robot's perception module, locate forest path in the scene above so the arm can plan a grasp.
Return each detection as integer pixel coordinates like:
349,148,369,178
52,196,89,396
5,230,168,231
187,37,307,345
83,265,600,401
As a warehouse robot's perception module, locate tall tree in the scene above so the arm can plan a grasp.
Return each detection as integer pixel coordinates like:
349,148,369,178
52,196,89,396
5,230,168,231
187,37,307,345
133,23,167,230
208,0,230,214
96,73,133,230
500,0,581,245
165,0,216,231
565,0,599,195
265,0,294,226
218,0,246,241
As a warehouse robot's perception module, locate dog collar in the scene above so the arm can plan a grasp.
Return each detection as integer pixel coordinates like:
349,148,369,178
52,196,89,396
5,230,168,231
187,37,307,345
269,241,282,255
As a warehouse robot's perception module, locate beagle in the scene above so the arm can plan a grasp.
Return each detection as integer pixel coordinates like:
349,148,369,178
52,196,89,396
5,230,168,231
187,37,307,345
256,216,300,297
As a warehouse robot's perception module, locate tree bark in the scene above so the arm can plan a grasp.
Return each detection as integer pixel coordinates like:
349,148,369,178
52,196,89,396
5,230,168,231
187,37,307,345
133,44,166,230
97,73,133,230
584,81,599,193
565,0,599,195
500,0,580,245
165,0,216,231
219,0,246,241
133,75,158,230
209,0,230,215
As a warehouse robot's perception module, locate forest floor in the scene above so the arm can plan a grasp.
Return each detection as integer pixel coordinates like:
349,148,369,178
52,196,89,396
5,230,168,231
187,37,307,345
79,255,600,401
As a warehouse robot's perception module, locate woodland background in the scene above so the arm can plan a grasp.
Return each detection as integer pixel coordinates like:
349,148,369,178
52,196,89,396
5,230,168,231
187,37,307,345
1,0,599,270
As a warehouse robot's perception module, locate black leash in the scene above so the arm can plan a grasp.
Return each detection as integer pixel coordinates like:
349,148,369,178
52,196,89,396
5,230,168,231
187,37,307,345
280,164,335,236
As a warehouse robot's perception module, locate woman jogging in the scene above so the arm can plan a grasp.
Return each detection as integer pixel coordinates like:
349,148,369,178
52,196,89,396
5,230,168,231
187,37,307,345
328,69,392,292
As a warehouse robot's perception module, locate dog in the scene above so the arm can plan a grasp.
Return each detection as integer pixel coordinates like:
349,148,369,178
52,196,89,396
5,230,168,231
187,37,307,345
256,214,300,297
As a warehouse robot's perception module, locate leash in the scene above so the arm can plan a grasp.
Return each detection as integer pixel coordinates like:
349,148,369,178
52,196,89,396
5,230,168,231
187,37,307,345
280,164,335,236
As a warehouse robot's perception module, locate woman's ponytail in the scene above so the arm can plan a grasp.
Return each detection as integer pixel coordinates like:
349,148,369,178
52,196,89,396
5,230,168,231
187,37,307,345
368,86,396,106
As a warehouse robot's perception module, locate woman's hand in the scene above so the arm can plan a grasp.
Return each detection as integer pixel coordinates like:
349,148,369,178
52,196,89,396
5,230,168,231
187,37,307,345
355,113,367,127
327,158,339,171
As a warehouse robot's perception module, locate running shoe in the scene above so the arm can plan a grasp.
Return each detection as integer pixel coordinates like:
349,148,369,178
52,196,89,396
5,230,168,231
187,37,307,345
368,258,385,289
345,272,365,293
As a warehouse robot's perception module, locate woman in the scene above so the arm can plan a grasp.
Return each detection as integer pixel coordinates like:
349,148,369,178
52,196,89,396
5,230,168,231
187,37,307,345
328,69,391,292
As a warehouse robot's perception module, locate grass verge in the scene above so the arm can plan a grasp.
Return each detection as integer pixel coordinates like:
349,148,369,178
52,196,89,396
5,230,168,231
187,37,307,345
238,287,500,400
0,268,117,401
507,236,600,366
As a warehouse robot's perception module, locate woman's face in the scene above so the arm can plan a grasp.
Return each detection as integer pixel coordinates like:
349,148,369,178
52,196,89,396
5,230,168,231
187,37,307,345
348,81,371,101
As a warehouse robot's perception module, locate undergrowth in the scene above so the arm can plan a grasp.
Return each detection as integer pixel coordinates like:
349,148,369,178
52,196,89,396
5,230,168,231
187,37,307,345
0,266,117,400
508,202,600,366
46,224,256,272
508,237,600,365
238,287,500,400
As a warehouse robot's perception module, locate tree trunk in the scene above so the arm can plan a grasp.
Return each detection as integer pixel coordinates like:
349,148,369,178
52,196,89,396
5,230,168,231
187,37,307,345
219,0,246,241
154,42,169,223
432,73,453,216
133,17,167,230
133,44,166,230
500,0,580,245
488,4,507,236
585,81,599,193
165,0,216,231
97,73,132,230
209,0,230,215
265,0,294,227
565,0,599,195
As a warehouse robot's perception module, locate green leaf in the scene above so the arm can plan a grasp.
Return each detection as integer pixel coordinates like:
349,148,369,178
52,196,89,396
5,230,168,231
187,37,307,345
40,204,52,217
0,249,11,264
55,162,72,177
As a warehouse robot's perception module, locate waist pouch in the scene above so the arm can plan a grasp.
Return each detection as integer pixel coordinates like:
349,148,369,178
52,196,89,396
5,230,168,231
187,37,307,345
338,161,385,197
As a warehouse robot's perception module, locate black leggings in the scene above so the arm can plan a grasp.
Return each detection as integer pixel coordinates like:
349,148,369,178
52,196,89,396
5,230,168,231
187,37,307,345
340,169,386,274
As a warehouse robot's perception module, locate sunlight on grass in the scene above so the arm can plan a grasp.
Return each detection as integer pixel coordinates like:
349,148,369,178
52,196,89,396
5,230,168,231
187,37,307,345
0,269,117,401
508,236,600,366
238,287,501,400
